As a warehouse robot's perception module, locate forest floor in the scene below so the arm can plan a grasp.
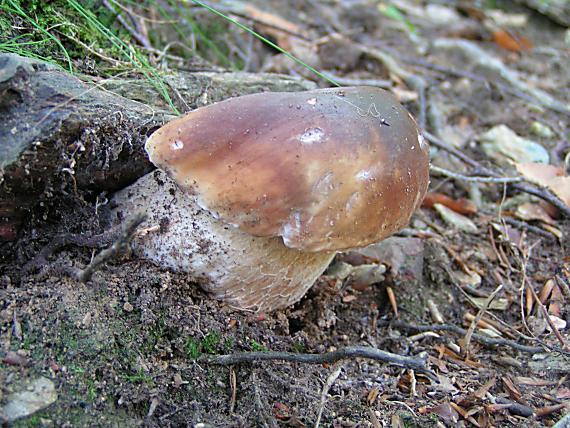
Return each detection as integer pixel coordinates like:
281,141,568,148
1,0,569,427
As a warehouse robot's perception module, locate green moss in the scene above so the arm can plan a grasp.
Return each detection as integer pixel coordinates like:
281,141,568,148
249,339,268,352
184,337,202,359
184,331,224,358
13,414,41,427
291,341,306,353
202,332,222,354
121,368,155,386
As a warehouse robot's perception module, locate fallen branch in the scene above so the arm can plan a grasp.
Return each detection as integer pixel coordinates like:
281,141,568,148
374,41,560,116
199,345,437,381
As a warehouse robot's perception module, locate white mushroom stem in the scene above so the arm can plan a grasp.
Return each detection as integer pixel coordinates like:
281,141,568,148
110,171,335,312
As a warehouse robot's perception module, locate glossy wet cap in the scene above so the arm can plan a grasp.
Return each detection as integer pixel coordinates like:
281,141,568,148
145,87,429,252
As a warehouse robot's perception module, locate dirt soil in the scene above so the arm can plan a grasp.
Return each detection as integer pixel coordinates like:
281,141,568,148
1,0,569,427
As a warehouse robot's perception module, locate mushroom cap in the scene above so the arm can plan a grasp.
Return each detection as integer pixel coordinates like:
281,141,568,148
146,87,429,252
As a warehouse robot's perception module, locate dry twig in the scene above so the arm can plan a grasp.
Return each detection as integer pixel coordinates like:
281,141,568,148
461,285,503,356
103,0,152,49
499,217,557,240
25,213,146,281
430,165,522,184
315,362,343,428
199,346,436,380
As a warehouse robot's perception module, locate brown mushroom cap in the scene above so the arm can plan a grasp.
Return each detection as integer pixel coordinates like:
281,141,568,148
146,87,429,252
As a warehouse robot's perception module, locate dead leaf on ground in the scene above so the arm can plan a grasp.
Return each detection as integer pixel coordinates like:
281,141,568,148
516,163,570,209
420,401,459,423
423,192,478,215
515,202,555,224
492,29,533,52
241,4,305,50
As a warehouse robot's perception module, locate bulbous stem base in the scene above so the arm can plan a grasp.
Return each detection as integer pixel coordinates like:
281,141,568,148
109,171,335,312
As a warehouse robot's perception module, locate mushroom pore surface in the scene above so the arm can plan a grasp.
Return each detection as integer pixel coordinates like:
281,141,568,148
146,86,429,252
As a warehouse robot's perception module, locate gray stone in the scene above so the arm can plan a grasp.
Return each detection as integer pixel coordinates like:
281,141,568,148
1,377,57,422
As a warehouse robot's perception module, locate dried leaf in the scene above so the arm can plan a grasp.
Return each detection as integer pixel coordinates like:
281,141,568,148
492,29,533,52
547,315,566,331
516,163,570,208
242,4,303,50
491,222,522,245
539,279,556,304
474,377,497,399
423,192,478,215
515,202,555,224
173,373,183,388
535,403,566,417
469,297,510,311
556,388,570,400
342,294,357,303
502,377,524,403
367,387,380,405
386,286,398,318
478,328,502,338
426,402,459,423
514,377,558,387
548,283,563,316
273,402,291,420
434,203,478,233
452,270,482,288
541,223,563,239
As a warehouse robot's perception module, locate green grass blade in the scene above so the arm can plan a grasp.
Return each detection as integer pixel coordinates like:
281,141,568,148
4,0,73,71
189,0,339,87
65,0,179,114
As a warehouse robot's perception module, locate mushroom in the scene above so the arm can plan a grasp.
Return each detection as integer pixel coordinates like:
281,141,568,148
110,87,429,312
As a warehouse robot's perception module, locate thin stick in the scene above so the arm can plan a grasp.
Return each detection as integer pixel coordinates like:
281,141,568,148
77,212,146,282
25,213,146,281
423,131,479,168
461,285,503,356
500,217,557,240
199,346,436,380
315,362,343,428
103,0,152,49
430,165,522,183
229,367,237,413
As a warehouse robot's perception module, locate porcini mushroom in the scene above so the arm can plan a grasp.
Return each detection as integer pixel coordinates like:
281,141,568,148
110,87,429,311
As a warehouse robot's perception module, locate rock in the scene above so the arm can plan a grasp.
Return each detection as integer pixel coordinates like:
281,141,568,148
478,125,549,165
0,53,315,240
530,121,555,138
424,4,461,25
529,353,570,374
1,377,57,422
357,237,424,283
434,203,478,233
